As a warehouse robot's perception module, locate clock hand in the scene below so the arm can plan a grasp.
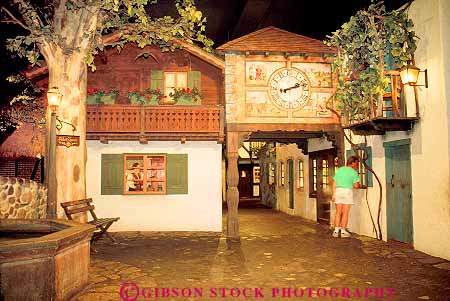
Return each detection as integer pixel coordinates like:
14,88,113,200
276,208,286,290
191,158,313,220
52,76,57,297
280,82,300,93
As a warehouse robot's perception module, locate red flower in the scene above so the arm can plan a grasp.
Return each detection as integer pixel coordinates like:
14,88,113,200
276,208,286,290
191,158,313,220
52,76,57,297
156,88,160,93
182,88,186,93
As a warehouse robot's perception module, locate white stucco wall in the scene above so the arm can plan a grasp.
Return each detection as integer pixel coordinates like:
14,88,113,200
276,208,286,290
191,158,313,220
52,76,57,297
86,140,223,232
275,143,315,221
345,0,450,260
274,138,335,222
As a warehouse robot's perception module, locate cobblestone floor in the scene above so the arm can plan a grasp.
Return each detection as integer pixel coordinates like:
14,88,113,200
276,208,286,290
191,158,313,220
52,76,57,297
75,203,450,301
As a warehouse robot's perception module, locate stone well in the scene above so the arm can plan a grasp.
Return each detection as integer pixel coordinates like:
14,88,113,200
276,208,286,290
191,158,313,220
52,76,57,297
0,219,95,301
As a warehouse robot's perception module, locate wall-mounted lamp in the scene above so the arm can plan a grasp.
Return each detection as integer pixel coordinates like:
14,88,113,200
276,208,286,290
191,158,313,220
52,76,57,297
47,87,63,112
399,64,428,88
46,87,77,132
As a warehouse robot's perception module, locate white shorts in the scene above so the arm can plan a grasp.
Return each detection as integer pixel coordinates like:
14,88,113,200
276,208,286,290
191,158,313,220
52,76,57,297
335,187,354,205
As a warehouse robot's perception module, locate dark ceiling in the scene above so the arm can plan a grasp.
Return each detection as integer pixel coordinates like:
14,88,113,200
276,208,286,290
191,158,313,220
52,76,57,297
156,0,411,47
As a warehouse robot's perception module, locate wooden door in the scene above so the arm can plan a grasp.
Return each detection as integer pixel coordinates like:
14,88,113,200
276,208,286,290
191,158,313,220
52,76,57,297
309,149,337,224
287,159,294,209
385,140,413,244
238,165,253,198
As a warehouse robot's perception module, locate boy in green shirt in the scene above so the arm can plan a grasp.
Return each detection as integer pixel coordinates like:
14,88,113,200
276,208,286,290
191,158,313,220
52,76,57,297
331,156,360,237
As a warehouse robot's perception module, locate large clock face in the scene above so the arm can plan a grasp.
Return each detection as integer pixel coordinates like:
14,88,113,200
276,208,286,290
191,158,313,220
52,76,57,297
268,67,311,110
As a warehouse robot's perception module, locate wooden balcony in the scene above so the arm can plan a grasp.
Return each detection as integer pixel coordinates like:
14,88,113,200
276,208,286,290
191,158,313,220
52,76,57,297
86,105,225,143
343,70,420,135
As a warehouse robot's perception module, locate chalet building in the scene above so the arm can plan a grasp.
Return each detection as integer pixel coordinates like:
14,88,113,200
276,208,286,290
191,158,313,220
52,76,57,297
83,42,225,231
0,40,225,231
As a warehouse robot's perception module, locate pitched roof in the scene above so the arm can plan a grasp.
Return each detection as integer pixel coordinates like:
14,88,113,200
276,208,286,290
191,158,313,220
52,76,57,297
25,33,224,79
216,26,336,54
0,123,44,158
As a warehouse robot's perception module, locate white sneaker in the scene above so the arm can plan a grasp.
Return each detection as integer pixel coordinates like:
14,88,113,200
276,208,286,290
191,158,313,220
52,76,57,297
340,229,351,238
332,229,340,237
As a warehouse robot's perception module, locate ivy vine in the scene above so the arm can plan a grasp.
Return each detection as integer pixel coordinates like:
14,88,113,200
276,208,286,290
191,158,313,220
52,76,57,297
325,1,417,123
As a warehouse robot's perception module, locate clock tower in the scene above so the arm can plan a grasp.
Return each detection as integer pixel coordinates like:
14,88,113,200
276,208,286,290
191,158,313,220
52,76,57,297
217,27,343,239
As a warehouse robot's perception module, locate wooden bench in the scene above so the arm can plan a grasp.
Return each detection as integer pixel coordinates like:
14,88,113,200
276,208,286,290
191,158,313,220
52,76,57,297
61,198,119,242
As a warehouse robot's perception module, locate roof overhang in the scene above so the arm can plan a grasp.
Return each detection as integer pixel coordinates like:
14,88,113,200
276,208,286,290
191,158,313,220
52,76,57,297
25,32,224,79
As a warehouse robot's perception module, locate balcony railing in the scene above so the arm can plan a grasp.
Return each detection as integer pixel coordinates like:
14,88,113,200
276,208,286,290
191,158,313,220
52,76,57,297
87,105,224,142
342,70,420,135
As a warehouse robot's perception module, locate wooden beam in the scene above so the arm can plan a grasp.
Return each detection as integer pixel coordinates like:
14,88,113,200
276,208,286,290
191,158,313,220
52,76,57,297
226,131,240,240
227,123,341,132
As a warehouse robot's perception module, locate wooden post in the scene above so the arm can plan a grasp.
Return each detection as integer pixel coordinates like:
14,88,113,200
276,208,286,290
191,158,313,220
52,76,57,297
47,112,57,218
226,131,240,239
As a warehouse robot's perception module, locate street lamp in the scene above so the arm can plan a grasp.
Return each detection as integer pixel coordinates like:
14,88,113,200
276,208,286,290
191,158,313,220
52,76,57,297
399,64,428,88
46,87,62,218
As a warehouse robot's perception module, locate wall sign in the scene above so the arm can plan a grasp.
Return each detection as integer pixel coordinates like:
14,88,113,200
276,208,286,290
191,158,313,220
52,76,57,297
56,135,80,148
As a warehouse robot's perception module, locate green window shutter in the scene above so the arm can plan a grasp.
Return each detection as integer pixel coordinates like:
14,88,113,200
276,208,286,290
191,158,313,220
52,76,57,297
346,146,373,188
166,154,188,194
365,146,373,187
101,154,124,195
187,71,201,91
151,70,164,91
384,42,396,71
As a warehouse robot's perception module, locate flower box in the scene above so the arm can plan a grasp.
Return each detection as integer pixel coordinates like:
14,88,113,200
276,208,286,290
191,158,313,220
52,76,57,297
171,87,202,106
87,95,100,104
100,95,116,104
128,88,163,105
87,87,118,104
174,95,202,105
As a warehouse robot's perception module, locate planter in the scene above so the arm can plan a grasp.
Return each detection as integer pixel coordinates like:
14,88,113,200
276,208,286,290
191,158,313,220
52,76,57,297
174,95,202,106
100,95,116,104
158,98,176,105
87,95,117,104
129,95,160,105
130,95,143,105
87,95,100,104
144,95,160,105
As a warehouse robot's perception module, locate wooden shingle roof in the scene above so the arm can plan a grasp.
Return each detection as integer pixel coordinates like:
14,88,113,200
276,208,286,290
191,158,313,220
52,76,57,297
216,26,336,54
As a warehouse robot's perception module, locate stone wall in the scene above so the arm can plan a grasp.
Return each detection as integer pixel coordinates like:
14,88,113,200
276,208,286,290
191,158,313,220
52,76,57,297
0,176,47,219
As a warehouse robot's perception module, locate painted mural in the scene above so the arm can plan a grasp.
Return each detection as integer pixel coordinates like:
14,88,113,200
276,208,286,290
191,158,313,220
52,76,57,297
233,60,335,121
293,92,333,117
292,62,332,87
246,61,285,86
245,91,287,117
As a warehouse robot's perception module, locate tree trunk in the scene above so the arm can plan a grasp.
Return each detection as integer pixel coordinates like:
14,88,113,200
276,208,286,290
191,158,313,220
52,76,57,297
41,6,99,220
46,51,87,220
